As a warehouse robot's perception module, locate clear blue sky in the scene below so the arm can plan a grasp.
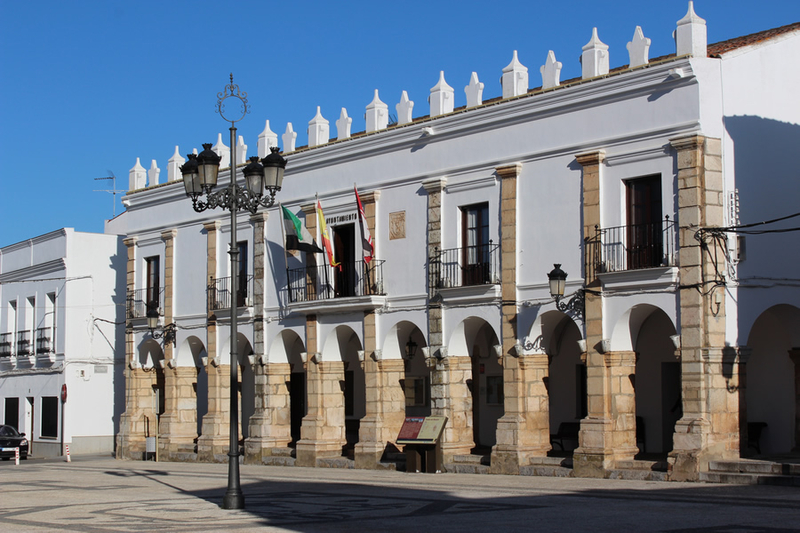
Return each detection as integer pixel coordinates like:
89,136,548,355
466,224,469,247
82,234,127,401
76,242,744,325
1,0,798,248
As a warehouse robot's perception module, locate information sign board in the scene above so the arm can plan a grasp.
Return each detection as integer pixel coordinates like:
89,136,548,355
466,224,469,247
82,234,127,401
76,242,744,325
397,416,447,445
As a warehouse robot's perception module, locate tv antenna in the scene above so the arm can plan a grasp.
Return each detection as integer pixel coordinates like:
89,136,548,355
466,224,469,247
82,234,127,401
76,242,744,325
94,171,122,218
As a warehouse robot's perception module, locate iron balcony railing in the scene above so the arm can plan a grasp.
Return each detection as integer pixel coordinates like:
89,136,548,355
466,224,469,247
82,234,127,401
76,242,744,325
36,327,53,354
127,287,165,319
586,216,677,280
0,333,12,357
286,260,385,303
209,275,254,310
16,330,31,356
429,242,500,291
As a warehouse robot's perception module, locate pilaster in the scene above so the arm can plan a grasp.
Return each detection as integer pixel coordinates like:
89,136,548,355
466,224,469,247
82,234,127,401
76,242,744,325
158,366,199,460
245,362,293,464
431,355,474,464
117,237,142,459
197,362,229,462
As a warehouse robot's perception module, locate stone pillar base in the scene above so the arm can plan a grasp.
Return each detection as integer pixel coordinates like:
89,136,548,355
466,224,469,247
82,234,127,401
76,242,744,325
668,417,711,481
196,436,231,463
489,447,540,475
243,437,293,464
354,441,386,469
572,417,638,477
440,442,473,466
159,437,197,462
295,439,343,467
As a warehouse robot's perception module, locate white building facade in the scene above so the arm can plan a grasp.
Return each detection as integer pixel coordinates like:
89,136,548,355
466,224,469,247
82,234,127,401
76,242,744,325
110,5,800,480
0,229,126,458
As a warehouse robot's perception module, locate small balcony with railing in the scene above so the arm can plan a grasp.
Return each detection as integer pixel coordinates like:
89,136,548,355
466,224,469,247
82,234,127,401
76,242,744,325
209,275,254,311
128,287,165,319
586,216,678,288
36,327,53,355
16,330,32,356
428,242,501,301
0,332,12,358
286,260,386,312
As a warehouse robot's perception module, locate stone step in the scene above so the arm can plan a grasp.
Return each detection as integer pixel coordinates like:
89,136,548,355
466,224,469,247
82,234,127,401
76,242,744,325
444,462,490,475
616,459,668,472
317,456,355,469
262,456,296,467
700,471,800,486
269,447,295,458
708,460,800,476
530,456,573,468
521,464,574,477
451,454,490,465
606,469,669,482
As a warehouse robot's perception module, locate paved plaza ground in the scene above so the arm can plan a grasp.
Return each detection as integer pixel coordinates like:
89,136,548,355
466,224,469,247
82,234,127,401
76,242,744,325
1,455,799,532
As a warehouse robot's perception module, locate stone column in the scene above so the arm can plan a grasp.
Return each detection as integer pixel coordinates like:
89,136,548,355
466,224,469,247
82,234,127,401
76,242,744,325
117,237,144,459
157,229,195,459
431,355,474,464
244,212,269,464
197,221,228,462
296,316,346,466
245,362,293,464
355,354,406,469
605,351,638,458
572,150,622,477
668,134,730,480
492,162,548,473
492,352,551,473
160,366,199,460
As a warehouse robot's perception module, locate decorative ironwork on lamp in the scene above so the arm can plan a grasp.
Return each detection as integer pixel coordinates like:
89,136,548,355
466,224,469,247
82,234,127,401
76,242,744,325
177,75,288,511
547,263,585,318
145,305,176,347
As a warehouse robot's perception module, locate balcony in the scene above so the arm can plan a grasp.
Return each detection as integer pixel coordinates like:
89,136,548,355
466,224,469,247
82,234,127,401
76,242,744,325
209,275,254,310
16,330,31,356
0,333,11,357
286,260,385,303
36,327,53,354
586,217,677,284
128,287,165,319
429,242,500,291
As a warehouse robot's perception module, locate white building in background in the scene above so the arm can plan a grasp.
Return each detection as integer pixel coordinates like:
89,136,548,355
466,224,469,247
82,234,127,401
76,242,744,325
0,229,125,458
110,4,800,481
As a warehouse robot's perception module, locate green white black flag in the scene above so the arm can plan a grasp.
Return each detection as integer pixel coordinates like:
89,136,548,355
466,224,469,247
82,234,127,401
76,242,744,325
282,205,322,253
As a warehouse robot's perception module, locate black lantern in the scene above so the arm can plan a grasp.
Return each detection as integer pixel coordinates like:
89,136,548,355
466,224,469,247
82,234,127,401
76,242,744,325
547,263,567,298
196,143,221,189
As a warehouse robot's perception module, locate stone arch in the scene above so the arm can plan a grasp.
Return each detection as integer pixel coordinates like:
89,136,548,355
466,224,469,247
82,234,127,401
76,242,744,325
322,325,364,455
449,317,502,450
745,304,800,455
138,338,164,369
137,339,165,436
384,320,429,417
612,304,679,456
175,336,208,436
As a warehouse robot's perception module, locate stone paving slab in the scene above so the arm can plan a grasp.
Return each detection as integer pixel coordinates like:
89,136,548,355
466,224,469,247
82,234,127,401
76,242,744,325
2,456,800,532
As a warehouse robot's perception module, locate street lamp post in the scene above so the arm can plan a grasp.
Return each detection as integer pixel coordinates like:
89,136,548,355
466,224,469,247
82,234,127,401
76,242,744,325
180,75,287,510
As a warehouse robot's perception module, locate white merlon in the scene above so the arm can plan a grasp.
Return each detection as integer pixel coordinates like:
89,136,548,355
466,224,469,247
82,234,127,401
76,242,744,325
429,71,454,117
365,90,388,133
396,91,414,125
464,72,484,108
540,50,562,90
213,133,230,166
582,28,610,79
148,160,160,187
282,123,297,152
236,136,248,164
167,146,185,183
501,50,528,98
129,157,146,191
308,106,330,147
336,108,352,140
258,120,278,158
627,26,651,68
676,1,707,57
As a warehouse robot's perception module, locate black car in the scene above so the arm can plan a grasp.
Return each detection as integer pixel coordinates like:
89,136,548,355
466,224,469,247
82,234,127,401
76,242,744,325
0,425,28,460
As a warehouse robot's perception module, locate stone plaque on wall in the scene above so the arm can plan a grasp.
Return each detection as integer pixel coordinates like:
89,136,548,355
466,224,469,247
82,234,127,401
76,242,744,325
389,211,406,240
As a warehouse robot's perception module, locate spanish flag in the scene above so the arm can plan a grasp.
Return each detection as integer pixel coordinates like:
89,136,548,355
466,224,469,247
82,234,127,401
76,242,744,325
317,199,339,267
